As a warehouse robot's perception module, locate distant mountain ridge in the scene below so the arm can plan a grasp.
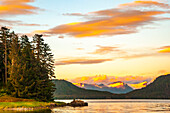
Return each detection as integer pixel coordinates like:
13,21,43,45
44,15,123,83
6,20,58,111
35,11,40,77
52,79,118,99
52,74,170,99
125,74,170,99
73,81,133,94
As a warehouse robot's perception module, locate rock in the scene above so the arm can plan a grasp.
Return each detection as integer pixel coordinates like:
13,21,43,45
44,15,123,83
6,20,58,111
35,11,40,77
69,99,88,107
49,103,56,107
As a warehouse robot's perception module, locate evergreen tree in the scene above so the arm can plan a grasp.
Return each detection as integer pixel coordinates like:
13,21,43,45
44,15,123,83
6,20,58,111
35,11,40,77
7,33,22,97
8,35,36,98
0,27,12,86
32,34,55,101
0,39,4,86
22,35,37,98
0,27,55,101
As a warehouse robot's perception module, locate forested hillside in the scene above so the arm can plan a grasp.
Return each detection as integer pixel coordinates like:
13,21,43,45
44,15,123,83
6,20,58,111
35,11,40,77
0,27,55,101
125,74,170,99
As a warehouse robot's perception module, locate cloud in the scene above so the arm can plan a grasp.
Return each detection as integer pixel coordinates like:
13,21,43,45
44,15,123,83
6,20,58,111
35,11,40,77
76,48,84,50
0,0,40,16
55,58,112,65
119,0,170,9
58,35,64,39
54,51,164,66
158,46,170,53
54,46,169,66
128,81,148,89
0,19,45,27
70,75,157,89
63,13,86,16
0,0,43,29
89,45,122,55
70,75,152,85
157,70,167,75
34,0,170,38
120,53,155,59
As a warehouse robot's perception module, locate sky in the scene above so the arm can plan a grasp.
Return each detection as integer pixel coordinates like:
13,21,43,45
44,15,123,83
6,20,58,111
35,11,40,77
0,0,170,85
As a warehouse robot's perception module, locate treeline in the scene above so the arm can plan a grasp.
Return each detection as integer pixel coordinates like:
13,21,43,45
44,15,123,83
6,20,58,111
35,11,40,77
0,27,55,101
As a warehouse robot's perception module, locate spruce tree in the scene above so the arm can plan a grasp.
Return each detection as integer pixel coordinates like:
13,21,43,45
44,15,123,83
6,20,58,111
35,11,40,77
0,39,4,86
16,35,37,98
7,33,22,97
1,27,55,101
0,27,12,86
32,34,55,101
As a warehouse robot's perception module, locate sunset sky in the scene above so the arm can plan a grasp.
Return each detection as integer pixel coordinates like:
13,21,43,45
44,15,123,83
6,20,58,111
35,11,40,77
0,0,170,85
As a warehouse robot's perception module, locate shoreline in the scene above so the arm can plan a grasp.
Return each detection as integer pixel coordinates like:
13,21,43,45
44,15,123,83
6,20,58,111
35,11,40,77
0,95,67,111
0,102,67,111
0,96,88,111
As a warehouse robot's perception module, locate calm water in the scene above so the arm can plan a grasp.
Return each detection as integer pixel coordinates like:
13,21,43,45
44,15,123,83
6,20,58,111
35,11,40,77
0,99,170,113
52,99,170,113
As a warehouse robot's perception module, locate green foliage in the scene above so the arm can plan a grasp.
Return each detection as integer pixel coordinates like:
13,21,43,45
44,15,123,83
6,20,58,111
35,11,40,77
0,88,7,97
0,27,55,101
0,27,12,86
30,34,55,101
0,42,4,85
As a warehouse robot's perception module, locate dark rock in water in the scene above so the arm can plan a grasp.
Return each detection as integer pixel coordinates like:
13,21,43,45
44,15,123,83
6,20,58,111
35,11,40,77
68,99,88,107
49,103,57,107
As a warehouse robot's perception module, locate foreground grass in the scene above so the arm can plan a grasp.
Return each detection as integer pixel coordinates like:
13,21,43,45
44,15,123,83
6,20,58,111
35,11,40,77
0,95,35,102
0,95,66,110
0,102,49,109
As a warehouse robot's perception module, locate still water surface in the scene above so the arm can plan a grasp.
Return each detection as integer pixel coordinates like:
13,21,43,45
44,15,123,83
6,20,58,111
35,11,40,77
0,99,170,113
53,99,170,113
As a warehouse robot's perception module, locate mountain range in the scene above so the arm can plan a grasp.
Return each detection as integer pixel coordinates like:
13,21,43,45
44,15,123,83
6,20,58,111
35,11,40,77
52,79,116,99
125,74,170,99
52,74,170,99
73,81,133,94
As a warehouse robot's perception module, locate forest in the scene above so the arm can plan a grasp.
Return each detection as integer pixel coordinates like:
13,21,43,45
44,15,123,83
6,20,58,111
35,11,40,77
0,27,55,101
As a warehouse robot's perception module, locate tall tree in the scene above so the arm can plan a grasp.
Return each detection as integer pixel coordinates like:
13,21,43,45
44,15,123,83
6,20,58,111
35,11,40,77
0,27,11,86
8,35,37,98
1,28,55,101
32,34,55,101
7,33,22,97
0,37,4,86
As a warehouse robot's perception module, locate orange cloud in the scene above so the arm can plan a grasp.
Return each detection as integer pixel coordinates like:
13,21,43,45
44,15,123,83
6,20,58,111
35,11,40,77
89,45,122,55
157,70,167,75
108,82,124,88
76,48,84,50
73,83,85,88
93,75,108,82
55,58,112,65
0,0,40,16
128,81,147,89
70,75,152,85
120,0,170,9
158,46,170,53
0,19,45,27
120,53,155,59
35,0,170,38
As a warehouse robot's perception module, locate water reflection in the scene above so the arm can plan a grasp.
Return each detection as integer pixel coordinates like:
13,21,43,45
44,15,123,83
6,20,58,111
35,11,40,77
52,99,170,113
0,100,170,113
